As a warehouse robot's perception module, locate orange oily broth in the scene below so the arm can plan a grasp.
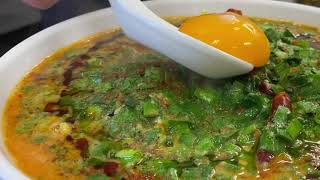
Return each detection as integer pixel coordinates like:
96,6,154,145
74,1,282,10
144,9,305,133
2,17,319,179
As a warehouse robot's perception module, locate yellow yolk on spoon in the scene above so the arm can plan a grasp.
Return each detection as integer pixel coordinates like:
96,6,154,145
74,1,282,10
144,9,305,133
179,12,270,67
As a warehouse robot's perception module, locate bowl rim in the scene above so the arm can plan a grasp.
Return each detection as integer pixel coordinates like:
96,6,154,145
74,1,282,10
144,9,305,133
0,0,319,179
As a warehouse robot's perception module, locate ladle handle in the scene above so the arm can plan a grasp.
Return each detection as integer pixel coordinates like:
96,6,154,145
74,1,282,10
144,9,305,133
109,0,178,39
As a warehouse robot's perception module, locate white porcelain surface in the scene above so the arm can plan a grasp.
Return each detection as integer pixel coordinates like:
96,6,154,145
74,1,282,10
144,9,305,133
0,0,319,179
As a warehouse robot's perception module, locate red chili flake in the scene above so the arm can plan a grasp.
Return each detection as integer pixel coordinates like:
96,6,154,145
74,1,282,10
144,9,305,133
57,109,68,116
80,54,90,60
65,135,74,142
70,55,89,67
259,80,275,97
44,102,60,112
75,138,89,158
272,92,292,113
70,61,84,69
60,90,68,96
257,150,274,163
63,68,73,86
63,55,90,86
66,117,76,124
103,162,119,177
136,67,145,77
159,82,167,89
89,33,124,53
44,103,68,116
226,8,243,15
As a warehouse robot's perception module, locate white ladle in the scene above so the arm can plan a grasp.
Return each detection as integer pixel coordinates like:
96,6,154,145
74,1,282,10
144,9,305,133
109,0,254,78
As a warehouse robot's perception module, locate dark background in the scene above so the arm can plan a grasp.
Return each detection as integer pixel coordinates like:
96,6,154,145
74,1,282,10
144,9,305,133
0,0,112,56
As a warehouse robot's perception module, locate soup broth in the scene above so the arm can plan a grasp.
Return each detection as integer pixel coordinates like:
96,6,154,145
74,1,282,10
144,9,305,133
3,16,320,179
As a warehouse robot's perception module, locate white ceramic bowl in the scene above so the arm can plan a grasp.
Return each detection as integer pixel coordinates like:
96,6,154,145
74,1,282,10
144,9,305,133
0,0,319,179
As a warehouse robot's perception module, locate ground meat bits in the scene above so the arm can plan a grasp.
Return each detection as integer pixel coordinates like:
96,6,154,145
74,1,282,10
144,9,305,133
259,80,275,97
103,162,119,177
257,150,274,163
75,138,89,158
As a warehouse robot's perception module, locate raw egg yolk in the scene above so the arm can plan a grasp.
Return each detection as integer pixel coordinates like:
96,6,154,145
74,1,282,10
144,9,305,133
179,13,270,67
